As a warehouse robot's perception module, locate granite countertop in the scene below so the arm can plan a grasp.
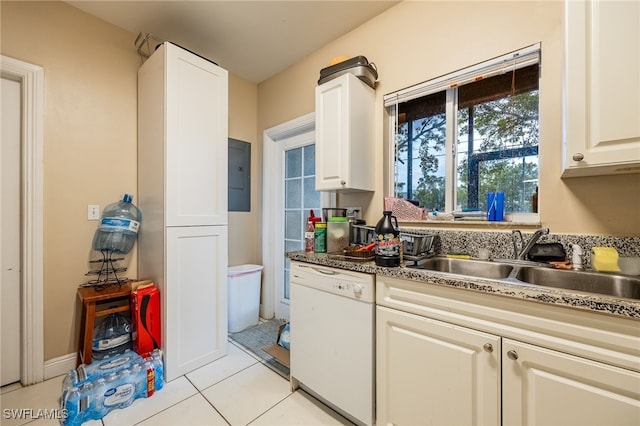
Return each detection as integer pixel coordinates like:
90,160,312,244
287,251,640,319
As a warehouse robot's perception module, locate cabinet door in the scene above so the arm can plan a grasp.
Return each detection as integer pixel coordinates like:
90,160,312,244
377,306,501,426
165,43,229,226
502,339,640,426
315,73,374,191
164,226,228,381
563,0,640,177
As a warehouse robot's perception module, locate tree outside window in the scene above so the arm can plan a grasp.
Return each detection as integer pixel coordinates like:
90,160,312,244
394,63,540,215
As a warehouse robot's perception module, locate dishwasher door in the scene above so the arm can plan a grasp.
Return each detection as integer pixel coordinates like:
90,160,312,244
290,262,375,426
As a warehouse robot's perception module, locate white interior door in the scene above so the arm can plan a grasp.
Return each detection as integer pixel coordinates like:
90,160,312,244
262,114,333,321
273,133,333,321
1,77,22,386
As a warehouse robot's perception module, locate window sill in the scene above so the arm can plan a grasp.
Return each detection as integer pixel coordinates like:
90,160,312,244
399,214,541,230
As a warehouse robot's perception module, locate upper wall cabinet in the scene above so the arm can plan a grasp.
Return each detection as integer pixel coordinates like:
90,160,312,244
138,42,229,226
315,73,375,192
562,0,640,178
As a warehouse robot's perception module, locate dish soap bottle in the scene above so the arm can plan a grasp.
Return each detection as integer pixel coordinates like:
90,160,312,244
375,211,401,267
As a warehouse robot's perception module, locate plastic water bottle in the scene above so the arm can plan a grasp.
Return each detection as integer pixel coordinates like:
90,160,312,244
91,378,108,420
142,359,156,397
78,381,92,417
102,370,136,410
62,386,82,426
150,349,164,391
92,194,142,254
61,369,79,398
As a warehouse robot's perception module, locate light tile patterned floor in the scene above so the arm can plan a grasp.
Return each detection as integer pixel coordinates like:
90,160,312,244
0,340,353,425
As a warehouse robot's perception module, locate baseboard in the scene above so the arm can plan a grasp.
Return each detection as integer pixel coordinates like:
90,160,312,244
44,353,76,380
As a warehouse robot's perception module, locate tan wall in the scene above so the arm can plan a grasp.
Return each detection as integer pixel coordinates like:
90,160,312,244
258,0,640,237
2,0,139,361
228,73,261,266
1,1,260,361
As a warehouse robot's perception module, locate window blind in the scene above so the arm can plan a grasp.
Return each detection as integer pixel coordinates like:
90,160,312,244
384,43,541,107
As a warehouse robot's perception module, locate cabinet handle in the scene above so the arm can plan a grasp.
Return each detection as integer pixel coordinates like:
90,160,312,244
340,180,346,186
483,343,493,353
572,153,584,161
507,350,519,360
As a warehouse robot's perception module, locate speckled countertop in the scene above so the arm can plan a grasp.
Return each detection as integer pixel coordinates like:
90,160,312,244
287,251,640,320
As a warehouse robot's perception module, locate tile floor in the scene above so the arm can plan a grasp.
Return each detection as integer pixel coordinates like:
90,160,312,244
0,340,353,426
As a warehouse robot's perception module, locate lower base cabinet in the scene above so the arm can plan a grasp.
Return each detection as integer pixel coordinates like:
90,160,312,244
376,306,500,425
376,276,640,426
503,339,640,426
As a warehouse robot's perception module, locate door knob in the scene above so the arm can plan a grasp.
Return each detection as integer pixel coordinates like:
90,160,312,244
507,350,519,360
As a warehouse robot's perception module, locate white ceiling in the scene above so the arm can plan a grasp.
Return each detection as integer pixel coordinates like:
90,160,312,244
65,1,398,83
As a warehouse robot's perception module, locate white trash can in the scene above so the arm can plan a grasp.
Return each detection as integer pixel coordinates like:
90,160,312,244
227,264,264,333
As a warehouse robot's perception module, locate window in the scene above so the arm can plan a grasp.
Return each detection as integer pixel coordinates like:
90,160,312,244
387,45,541,216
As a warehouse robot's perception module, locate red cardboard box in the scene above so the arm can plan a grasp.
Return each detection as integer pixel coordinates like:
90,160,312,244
130,280,161,357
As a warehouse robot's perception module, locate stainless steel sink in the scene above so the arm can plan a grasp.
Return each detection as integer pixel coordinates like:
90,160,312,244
418,257,514,279
515,267,640,299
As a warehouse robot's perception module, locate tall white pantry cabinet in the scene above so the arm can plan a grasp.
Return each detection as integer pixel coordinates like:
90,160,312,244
137,42,229,381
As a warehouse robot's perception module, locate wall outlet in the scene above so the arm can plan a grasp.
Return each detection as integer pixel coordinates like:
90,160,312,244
88,205,100,221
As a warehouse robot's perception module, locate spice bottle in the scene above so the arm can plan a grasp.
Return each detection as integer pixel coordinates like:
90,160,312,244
314,223,327,254
305,219,315,253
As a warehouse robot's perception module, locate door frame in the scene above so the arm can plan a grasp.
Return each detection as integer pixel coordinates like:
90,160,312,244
262,113,335,320
1,55,45,385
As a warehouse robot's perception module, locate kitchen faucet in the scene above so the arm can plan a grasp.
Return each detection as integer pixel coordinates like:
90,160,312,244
512,228,549,260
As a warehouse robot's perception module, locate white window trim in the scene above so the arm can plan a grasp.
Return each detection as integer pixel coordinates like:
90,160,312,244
385,44,541,222
384,43,541,106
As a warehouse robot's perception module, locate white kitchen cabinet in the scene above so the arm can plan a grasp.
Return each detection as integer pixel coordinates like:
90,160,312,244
562,0,640,177
164,226,228,380
376,275,640,426
376,305,500,426
503,339,640,426
138,42,229,381
138,42,228,226
315,73,374,191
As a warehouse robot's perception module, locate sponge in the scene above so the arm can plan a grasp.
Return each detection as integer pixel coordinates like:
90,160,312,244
591,247,620,272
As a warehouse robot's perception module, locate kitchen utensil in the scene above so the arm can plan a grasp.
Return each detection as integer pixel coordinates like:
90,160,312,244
400,233,435,256
318,55,378,88
527,243,566,262
322,208,347,223
357,242,376,252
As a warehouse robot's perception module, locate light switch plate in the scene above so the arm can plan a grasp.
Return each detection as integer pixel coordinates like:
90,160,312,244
88,205,100,221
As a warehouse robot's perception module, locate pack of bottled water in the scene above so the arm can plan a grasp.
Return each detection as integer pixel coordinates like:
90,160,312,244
60,349,163,425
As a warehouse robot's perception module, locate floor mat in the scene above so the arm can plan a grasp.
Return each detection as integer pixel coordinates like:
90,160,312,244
229,319,289,379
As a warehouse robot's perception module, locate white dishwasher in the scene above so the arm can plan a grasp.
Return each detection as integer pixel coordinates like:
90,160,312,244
290,261,375,426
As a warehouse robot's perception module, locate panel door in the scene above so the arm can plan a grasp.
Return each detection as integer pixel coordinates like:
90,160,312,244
315,75,348,190
1,77,21,386
165,43,229,226
563,0,640,176
164,225,228,381
376,306,501,426
502,338,640,426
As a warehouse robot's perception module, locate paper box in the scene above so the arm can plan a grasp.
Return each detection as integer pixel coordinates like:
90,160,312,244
130,281,161,357
262,323,290,367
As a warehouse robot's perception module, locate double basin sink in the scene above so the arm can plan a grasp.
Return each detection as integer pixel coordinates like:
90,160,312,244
415,257,640,300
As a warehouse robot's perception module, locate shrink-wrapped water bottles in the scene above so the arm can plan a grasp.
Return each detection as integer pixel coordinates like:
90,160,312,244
92,194,142,254
61,349,164,425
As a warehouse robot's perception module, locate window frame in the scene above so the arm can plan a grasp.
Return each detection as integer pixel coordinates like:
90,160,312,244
386,44,541,220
